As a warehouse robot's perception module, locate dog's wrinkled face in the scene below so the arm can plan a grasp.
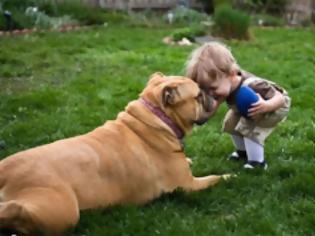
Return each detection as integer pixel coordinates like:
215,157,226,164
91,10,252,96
141,73,215,133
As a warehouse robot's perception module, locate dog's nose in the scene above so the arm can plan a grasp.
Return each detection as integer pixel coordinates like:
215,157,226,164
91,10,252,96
201,90,214,113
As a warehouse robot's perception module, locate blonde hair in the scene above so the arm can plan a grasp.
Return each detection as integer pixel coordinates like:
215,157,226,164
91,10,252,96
185,42,240,88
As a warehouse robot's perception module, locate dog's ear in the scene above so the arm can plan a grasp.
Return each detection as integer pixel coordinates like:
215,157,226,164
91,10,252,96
162,85,177,106
147,72,165,86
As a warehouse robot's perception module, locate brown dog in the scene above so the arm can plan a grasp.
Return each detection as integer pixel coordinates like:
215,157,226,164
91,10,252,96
0,73,230,235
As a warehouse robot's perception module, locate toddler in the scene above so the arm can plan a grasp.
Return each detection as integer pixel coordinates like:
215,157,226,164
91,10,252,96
186,42,291,169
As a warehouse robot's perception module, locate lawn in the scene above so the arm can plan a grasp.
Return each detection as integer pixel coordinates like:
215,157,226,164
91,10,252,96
0,25,314,235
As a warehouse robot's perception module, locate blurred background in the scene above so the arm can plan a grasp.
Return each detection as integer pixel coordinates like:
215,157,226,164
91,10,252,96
0,0,314,39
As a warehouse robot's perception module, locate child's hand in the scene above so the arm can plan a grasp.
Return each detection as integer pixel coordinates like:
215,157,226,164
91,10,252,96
248,93,272,119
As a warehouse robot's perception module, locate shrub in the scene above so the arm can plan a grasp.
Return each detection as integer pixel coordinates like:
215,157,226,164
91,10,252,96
169,6,210,25
197,0,214,13
235,0,288,15
300,18,314,27
0,0,38,11
0,0,124,30
252,14,285,26
39,0,107,25
213,0,233,7
261,0,288,15
102,11,127,24
25,7,78,29
10,9,35,29
170,25,207,42
197,0,234,13
0,15,4,30
41,1,129,25
213,4,250,40
0,0,38,30
127,10,166,28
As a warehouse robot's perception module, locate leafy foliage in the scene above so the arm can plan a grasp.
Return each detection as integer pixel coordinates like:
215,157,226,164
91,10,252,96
251,13,285,26
169,6,211,24
0,0,113,30
39,0,108,25
171,26,207,42
237,0,288,15
213,4,251,40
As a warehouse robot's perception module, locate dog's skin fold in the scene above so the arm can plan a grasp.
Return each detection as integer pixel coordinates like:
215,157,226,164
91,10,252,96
0,73,231,235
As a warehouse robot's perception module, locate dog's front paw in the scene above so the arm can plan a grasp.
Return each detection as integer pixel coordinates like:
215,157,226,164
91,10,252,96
222,174,237,181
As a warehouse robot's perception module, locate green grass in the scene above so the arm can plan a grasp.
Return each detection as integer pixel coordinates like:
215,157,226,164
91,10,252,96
0,25,315,235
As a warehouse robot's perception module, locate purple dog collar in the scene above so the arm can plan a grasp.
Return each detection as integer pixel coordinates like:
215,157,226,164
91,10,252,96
139,98,185,140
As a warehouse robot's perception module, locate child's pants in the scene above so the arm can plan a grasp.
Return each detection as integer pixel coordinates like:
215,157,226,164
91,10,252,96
222,104,290,145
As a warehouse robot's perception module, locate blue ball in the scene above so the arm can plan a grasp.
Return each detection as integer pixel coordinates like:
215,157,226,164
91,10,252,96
235,86,259,118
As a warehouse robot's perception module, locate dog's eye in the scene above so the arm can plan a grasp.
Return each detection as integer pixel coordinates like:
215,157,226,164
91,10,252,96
195,92,202,101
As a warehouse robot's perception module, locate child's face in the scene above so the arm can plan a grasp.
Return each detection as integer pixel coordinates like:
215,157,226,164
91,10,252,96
207,77,233,101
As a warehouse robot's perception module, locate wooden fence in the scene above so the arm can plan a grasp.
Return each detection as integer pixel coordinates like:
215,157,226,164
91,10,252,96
87,0,201,10
285,0,314,25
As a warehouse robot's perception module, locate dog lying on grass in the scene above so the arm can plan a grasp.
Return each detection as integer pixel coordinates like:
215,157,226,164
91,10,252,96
0,73,231,235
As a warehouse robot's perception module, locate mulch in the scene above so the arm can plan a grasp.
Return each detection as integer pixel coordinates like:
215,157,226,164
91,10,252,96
0,24,88,37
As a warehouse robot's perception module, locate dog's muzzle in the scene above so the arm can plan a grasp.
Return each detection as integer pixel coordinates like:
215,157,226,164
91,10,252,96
202,91,214,113
194,90,215,125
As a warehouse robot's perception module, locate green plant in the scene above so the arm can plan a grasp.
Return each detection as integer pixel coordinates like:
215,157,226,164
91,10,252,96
0,0,39,11
171,26,207,42
252,13,285,26
0,12,5,30
237,0,288,15
10,9,36,29
25,7,78,29
127,10,167,28
300,18,314,27
170,6,210,25
214,0,233,6
262,0,288,15
213,4,251,40
0,0,123,30
102,11,128,24
0,0,36,30
197,0,214,13
39,0,107,25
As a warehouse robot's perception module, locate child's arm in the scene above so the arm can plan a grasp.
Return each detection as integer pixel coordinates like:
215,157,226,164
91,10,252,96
248,90,285,119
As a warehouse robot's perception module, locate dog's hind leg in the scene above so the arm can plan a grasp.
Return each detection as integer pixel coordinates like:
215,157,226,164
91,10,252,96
0,186,80,236
0,200,27,235
182,175,232,192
